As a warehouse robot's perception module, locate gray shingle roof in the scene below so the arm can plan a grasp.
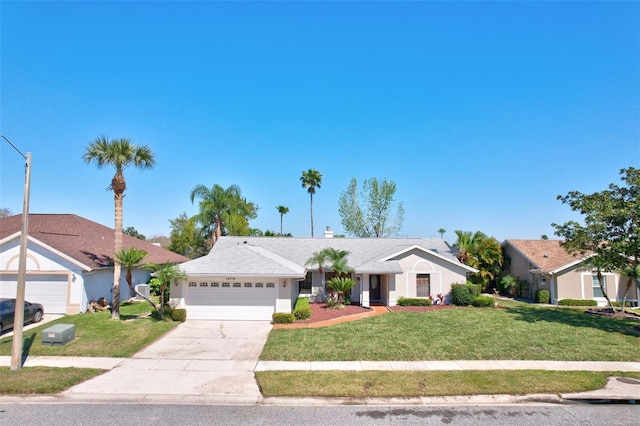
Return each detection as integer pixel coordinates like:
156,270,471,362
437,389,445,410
182,236,470,276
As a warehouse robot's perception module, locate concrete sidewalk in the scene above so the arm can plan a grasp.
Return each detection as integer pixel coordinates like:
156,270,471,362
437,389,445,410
2,355,639,404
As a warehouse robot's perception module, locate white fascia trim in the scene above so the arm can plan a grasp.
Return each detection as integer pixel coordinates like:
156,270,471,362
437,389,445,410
379,244,478,273
548,253,595,275
1,232,92,271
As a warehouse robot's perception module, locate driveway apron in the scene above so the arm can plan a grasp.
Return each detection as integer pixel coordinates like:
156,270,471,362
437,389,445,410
62,320,272,402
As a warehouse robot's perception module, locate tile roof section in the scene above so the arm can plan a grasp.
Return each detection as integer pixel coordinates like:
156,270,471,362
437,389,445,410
503,239,590,272
0,214,189,269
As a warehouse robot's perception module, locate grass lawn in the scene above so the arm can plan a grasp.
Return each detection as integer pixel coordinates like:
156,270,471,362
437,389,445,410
260,300,640,361
0,367,104,394
0,301,178,358
256,370,640,398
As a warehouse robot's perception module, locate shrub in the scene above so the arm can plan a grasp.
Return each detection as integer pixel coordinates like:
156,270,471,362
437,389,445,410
171,308,187,322
535,289,550,304
397,297,432,307
149,277,163,296
472,296,495,307
272,313,295,324
293,297,311,320
558,299,598,307
498,275,518,296
451,284,475,306
611,301,635,307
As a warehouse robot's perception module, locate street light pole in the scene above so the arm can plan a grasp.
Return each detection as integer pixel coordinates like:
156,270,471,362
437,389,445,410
0,134,31,371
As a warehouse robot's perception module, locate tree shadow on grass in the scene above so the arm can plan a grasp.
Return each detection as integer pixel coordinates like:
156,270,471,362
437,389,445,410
21,332,37,366
503,303,640,338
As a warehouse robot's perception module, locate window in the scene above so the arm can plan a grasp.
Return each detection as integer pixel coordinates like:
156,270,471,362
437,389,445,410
266,283,275,288
199,282,208,287
244,283,252,288
222,282,230,288
298,272,312,295
592,275,607,298
416,274,430,297
255,283,264,288
233,282,241,288
188,282,197,287
212,282,219,287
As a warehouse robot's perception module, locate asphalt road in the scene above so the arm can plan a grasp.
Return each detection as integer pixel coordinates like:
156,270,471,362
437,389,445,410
0,403,638,425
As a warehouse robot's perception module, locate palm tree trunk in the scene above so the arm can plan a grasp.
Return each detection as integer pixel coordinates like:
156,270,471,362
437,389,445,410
112,191,123,319
310,193,314,237
280,213,283,235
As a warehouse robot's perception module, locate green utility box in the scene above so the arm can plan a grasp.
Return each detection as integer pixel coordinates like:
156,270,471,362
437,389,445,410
42,324,75,346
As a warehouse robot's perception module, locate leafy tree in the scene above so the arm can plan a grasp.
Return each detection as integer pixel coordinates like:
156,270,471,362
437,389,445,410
276,205,289,235
114,247,158,313
190,183,258,246
338,177,404,238
83,136,155,319
168,212,209,258
553,167,640,311
143,263,187,320
0,208,12,218
437,228,446,239
453,230,503,291
123,226,145,240
300,169,322,237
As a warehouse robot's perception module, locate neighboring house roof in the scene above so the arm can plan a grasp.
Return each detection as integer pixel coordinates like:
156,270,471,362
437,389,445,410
0,214,189,269
502,239,590,273
183,236,474,276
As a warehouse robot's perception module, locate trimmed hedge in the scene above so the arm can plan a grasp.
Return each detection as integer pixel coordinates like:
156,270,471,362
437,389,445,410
451,283,480,306
612,301,635,307
558,299,598,307
472,296,495,307
535,289,550,304
170,308,187,322
397,297,432,307
293,297,311,320
272,313,295,324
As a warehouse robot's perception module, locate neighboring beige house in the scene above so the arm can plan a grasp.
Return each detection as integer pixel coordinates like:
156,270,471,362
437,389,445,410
501,239,638,306
176,232,478,320
0,214,188,315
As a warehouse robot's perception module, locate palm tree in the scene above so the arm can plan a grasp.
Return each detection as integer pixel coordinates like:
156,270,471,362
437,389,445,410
114,247,158,312
190,183,257,246
276,205,289,235
143,263,187,320
437,228,446,239
453,230,487,264
83,136,155,319
305,250,329,274
300,169,322,237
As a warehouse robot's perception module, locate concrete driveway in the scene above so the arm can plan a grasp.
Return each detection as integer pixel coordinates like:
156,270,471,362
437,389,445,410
62,320,272,403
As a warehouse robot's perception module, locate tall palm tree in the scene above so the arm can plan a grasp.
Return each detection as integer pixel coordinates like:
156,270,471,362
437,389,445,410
276,205,289,235
190,183,257,246
437,228,446,239
83,136,155,319
300,169,322,237
115,247,157,312
143,263,187,320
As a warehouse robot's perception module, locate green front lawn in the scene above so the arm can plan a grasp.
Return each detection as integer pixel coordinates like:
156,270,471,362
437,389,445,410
0,301,177,357
0,367,104,394
260,300,640,361
256,370,640,398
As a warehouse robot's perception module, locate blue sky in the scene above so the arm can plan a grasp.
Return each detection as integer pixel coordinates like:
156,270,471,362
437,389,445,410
1,1,639,243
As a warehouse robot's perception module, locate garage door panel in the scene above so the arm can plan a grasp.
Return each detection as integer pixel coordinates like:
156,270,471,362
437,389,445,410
186,282,277,320
0,274,68,314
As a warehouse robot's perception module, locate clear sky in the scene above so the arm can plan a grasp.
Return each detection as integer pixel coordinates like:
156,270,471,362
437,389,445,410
1,1,639,244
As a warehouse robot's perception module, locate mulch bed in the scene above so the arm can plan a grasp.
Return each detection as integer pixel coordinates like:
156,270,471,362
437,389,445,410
388,304,456,313
295,302,372,324
586,308,640,322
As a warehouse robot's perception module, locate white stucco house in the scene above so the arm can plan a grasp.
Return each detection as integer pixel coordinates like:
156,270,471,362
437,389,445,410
0,214,189,315
175,232,477,320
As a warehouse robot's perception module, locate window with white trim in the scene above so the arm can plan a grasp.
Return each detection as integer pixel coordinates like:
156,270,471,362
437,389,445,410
188,282,197,287
416,274,430,297
266,283,275,288
255,283,264,288
592,275,607,298
199,282,208,287
244,283,252,288
212,282,219,287
298,272,312,295
222,282,230,288
233,282,241,288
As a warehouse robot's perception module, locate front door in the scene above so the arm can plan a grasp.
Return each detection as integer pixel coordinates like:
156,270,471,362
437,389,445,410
370,275,381,302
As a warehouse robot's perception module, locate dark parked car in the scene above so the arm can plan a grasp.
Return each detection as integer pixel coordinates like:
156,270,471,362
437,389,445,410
0,298,44,334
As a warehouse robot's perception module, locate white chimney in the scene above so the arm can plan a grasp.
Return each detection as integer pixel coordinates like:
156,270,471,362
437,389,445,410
324,226,334,238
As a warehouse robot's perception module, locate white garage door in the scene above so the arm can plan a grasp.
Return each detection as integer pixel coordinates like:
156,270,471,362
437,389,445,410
0,273,68,314
186,280,277,320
